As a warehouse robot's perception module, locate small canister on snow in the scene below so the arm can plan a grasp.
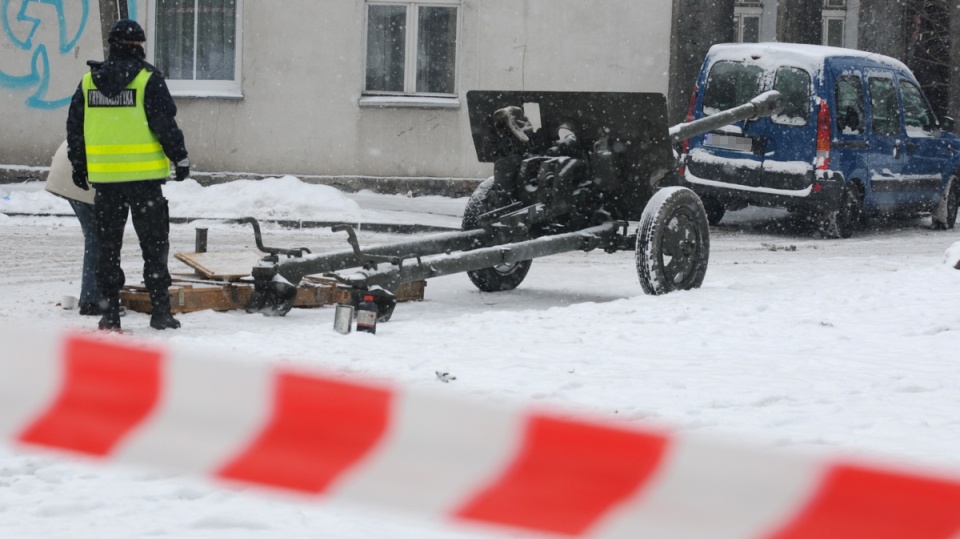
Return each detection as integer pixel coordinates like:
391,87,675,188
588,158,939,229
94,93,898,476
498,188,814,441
356,295,378,334
333,303,354,334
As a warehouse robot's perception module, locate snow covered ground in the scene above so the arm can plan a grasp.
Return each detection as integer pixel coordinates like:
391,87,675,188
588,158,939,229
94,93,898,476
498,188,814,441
1,177,960,538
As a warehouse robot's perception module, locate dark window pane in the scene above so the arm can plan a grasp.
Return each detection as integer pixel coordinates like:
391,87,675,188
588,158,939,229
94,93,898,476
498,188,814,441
366,5,406,92
703,61,763,114
835,75,865,134
772,66,811,124
826,19,843,47
741,16,759,43
869,78,900,136
155,0,195,80
196,0,236,80
416,6,457,94
900,81,936,135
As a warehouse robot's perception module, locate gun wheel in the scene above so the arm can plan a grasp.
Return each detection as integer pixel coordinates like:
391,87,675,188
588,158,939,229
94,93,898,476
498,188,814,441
462,178,532,292
636,187,710,295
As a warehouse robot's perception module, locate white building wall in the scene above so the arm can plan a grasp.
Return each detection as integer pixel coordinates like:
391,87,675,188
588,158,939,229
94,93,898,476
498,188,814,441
0,0,672,180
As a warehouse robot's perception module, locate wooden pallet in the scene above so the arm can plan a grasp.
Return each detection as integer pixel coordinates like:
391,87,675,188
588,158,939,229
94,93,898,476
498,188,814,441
121,278,426,314
120,250,428,314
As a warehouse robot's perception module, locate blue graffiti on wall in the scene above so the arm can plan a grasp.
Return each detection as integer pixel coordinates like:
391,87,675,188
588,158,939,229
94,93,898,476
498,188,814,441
0,0,89,109
2,0,139,110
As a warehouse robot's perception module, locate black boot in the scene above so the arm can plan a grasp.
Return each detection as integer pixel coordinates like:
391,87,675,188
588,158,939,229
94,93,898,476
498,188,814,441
97,297,122,331
149,294,180,330
150,310,181,330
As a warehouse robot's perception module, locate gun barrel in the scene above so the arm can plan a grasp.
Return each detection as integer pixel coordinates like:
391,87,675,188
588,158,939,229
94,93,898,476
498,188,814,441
668,90,783,144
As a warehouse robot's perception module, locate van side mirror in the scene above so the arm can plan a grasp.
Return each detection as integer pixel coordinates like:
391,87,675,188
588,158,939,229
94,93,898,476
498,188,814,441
941,116,956,133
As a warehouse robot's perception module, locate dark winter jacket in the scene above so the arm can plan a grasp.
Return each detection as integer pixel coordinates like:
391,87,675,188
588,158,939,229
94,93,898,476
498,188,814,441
66,43,188,181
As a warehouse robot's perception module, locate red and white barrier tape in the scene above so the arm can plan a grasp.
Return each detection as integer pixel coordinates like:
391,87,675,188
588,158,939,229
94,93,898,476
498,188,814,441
2,328,960,538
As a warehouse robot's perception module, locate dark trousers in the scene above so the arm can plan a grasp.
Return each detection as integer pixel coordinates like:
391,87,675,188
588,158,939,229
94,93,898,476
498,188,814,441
94,181,172,309
68,199,101,304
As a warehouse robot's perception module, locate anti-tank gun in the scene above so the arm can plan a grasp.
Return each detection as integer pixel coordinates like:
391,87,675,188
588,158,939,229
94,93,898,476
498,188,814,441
243,90,783,320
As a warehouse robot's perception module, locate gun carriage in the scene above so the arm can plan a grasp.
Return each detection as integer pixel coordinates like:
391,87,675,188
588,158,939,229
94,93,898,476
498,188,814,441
242,90,783,320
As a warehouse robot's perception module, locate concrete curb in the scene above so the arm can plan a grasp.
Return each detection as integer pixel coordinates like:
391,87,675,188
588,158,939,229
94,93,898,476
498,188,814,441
0,167,484,199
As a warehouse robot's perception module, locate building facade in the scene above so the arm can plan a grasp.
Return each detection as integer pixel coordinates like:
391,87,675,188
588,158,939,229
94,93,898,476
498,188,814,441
1,0,955,184
0,0,672,181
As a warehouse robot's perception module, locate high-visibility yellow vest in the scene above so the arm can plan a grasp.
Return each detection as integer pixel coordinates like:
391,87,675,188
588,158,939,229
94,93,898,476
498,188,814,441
83,69,170,183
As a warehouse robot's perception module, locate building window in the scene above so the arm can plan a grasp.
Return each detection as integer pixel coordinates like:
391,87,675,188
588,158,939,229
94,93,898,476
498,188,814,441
822,13,845,47
824,0,845,8
147,0,243,98
734,4,762,43
364,1,460,98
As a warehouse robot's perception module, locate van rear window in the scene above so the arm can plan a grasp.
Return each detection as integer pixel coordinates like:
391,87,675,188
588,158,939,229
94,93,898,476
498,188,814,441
771,67,811,125
703,61,763,115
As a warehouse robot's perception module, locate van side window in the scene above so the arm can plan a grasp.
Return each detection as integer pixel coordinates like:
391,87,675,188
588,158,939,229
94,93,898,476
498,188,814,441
834,75,865,135
771,67,811,125
900,81,937,136
868,78,900,136
703,61,763,115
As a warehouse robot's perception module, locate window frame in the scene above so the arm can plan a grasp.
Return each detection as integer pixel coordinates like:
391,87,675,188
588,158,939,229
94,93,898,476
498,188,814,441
145,0,244,99
361,0,462,108
734,12,763,43
822,11,845,48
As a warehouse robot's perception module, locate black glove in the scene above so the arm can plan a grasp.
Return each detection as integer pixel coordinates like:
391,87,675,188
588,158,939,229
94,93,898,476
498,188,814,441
174,158,190,181
72,169,89,190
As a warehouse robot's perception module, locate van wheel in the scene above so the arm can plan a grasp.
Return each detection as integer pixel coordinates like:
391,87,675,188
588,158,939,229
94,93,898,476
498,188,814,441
932,174,959,230
699,194,726,226
823,182,861,239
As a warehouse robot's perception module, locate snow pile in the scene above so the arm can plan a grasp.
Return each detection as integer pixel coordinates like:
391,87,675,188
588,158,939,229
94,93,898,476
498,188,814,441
0,184,70,214
944,241,960,269
0,176,363,222
165,176,362,221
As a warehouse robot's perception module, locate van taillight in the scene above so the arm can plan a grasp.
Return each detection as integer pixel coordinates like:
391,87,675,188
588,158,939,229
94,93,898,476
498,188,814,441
678,84,699,176
815,99,831,170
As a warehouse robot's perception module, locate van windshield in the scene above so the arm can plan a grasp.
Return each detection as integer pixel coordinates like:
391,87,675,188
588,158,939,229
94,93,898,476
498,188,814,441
703,61,763,115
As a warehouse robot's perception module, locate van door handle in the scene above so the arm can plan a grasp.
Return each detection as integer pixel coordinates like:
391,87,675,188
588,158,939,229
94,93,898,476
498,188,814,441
906,142,918,153
894,140,902,159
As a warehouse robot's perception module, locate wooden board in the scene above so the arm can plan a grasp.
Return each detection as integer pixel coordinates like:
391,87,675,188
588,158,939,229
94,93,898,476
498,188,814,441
121,282,253,314
120,278,426,314
174,251,264,281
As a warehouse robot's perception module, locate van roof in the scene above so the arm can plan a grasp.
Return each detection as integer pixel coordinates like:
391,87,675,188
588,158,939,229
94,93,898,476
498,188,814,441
705,42,911,75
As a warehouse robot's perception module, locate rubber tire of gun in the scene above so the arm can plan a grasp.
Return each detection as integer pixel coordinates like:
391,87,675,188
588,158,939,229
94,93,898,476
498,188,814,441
635,187,710,295
461,178,532,292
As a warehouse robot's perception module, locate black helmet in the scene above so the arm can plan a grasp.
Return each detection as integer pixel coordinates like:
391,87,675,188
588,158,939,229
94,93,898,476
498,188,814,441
108,19,146,44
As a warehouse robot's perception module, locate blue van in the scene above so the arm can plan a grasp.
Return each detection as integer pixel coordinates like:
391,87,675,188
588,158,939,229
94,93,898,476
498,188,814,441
679,43,959,237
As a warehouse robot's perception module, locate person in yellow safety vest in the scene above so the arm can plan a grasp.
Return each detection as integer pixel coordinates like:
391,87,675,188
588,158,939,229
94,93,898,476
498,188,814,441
66,19,190,332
